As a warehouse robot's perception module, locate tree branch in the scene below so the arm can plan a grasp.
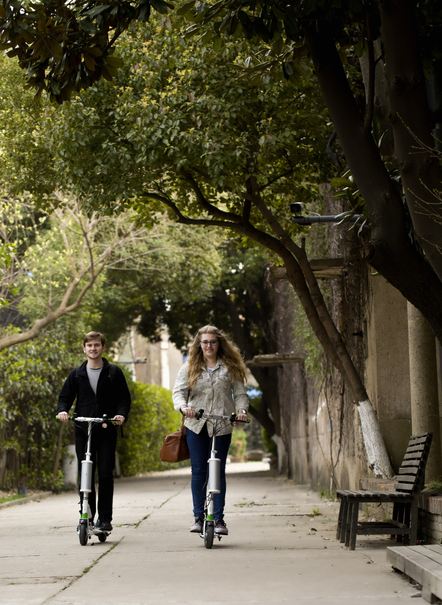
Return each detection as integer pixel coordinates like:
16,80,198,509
181,172,243,223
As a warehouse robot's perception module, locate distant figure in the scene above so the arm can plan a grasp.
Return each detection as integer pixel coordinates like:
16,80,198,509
172,325,249,536
57,331,131,531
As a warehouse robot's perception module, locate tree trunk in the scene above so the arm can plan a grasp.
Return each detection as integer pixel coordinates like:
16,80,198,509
357,400,395,478
305,21,442,345
379,0,442,282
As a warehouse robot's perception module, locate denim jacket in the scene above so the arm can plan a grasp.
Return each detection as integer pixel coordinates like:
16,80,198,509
172,360,249,436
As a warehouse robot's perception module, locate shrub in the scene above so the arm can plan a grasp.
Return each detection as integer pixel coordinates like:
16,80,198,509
0,334,80,490
117,382,184,475
229,427,247,459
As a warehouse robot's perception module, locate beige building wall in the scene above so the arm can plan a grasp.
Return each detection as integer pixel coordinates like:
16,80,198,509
364,271,412,472
114,328,184,391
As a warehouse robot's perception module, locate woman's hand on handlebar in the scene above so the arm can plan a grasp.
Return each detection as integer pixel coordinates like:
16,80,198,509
58,412,69,422
236,412,248,423
181,406,196,418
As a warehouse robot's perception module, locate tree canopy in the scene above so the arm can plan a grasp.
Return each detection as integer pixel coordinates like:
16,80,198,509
181,0,442,341
0,0,173,103
3,0,442,346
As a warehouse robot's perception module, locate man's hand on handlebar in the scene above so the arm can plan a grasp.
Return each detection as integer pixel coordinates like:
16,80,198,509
58,412,69,422
112,415,125,426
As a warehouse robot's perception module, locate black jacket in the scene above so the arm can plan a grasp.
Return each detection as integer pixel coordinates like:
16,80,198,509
57,359,131,421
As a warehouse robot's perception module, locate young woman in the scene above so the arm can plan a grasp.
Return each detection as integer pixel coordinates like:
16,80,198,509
172,325,249,535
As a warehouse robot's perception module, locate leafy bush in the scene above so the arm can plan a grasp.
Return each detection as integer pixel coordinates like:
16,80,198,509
0,332,81,490
117,382,184,475
229,428,247,459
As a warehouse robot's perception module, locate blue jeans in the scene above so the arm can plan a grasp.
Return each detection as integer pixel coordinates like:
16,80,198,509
186,424,232,521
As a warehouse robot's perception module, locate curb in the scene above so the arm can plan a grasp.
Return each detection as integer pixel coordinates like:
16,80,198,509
0,491,53,509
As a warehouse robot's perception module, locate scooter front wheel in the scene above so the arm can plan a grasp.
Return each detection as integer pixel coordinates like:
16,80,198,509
79,522,88,546
204,523,214,549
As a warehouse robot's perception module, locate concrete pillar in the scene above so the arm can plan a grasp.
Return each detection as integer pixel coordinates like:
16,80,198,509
407,303,442,481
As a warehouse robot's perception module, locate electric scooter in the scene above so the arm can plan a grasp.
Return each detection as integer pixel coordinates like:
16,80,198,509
57,414,113,545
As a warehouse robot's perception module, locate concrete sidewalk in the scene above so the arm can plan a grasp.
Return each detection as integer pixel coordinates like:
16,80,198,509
0,463,417,604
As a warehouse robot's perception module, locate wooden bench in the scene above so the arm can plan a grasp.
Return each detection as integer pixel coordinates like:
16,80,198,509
387,545,442,603
336,433,432,550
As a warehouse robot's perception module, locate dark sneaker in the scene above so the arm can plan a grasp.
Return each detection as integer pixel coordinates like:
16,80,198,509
214,519,228,535
96,518,112,531
190,518,203,533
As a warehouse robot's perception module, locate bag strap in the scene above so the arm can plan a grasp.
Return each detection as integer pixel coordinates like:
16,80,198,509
179,390,191,436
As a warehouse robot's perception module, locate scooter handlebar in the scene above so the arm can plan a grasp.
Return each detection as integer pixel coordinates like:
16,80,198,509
194,409,250,424
56,414,116,424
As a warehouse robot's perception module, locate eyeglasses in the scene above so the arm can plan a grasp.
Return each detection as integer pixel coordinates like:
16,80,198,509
201,340,219,346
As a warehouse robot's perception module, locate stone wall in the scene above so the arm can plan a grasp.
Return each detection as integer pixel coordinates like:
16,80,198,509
419,493,442,544
270,190,427,492
271,222,369,491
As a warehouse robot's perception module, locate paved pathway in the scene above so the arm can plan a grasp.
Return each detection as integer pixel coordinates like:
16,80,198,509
0,463,417,604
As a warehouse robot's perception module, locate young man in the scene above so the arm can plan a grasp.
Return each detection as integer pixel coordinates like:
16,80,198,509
57,331,131,530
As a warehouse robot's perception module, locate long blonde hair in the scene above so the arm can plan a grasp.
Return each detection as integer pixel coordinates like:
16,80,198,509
187,325,248,389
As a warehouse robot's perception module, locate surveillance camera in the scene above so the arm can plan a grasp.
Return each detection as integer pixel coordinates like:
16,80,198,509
290,202,304,213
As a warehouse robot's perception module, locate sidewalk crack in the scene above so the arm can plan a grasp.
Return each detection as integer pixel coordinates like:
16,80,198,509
40,537,124,604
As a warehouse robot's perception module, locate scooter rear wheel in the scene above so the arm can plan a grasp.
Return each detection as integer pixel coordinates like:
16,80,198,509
98,533,107,543
79,523,88,546
204,523,214,549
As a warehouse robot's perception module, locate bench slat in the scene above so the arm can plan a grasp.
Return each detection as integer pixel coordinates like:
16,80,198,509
408,545,442,566
394,483,414,491
395,475,418,483
398,467,419,475
406,443,426,452
400,460,420,467
387,545,442,602
409,436,432,445
404,451,427,460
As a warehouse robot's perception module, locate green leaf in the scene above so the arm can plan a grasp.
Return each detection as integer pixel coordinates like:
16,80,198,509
150,0,171,15
138,4,151,22
83,5,110,18
85,47,103,58
283,61,294,76
105,55,124,68
330,177,352,187
84,53,96,71
283,14,299,41
177,0,195,16
49,39,63,60
78,18,97,33
213,34,222,52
